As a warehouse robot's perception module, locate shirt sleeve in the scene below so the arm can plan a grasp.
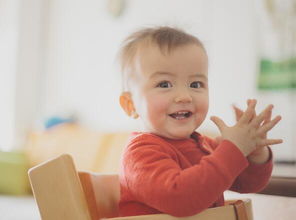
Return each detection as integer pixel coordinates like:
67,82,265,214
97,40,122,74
203,136,273,193
229,147,273,193
122,136,249,217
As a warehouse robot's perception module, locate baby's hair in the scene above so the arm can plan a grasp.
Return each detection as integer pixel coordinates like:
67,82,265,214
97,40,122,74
118,26,206,91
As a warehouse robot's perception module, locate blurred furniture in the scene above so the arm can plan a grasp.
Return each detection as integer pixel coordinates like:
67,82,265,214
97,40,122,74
258,176,296,197
224,191,296,220
0,151,30,195
25,124,130,173
25,124,296,199
28,154,253,220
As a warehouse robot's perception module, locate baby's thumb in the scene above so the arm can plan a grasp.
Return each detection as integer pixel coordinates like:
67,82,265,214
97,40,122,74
210,116,226,132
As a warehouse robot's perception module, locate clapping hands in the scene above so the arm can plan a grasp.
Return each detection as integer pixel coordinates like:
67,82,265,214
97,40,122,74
211,99,282,157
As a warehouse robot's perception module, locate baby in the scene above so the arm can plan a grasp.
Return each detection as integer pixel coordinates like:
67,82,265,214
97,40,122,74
117,26,282,217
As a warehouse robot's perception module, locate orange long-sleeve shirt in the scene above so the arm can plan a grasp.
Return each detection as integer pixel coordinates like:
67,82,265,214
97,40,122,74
119,132,273,217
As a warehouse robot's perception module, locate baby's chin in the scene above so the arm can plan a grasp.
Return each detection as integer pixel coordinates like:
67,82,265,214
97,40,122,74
153,130,194,140
165,133,192,140
142,123,196,140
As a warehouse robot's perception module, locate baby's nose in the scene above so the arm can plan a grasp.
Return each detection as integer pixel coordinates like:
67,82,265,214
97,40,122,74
174,89,193,103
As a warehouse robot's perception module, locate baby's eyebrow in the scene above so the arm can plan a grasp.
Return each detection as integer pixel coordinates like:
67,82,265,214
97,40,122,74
149,71,175,79
189,73,208,81
149,71,208,81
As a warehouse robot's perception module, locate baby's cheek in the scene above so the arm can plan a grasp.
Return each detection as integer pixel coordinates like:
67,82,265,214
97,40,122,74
150,97,168,112
146,97,169,122
198,95,209,110
201,101,209,113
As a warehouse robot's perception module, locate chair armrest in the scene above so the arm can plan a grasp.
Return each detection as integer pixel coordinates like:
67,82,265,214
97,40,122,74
107,199,252,220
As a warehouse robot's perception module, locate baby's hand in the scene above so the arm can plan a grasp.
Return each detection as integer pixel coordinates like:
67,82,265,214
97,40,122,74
210,99,282,156
233,100,281,157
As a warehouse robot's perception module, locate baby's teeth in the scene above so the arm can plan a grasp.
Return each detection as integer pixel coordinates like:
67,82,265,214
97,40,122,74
169,111,191,120
175,115,186,119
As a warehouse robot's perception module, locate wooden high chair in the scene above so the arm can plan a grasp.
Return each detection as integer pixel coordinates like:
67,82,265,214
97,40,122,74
28,154,253,220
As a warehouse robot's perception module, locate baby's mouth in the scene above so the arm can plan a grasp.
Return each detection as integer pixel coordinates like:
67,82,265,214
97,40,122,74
169,111,193,120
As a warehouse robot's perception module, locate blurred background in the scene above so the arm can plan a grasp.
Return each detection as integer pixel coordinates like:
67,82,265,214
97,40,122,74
0,0,295,219
1,0,295,159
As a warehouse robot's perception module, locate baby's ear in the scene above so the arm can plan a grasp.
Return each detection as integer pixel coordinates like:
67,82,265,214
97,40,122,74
119,92,135,117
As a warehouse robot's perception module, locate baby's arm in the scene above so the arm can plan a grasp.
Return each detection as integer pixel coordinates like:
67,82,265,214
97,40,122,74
122,136,249,217
229,148,273,193
213,100,282,193
247,147,270,164
204,135,273,193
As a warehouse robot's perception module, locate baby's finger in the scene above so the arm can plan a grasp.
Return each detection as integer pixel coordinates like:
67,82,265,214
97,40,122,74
251,104,273,128
258,115,282,135
232,104,243,121
238,99,257,124
257,138,283,147
215,136,223,144
210,116,227,133
247,99,257,116
262,108,272,125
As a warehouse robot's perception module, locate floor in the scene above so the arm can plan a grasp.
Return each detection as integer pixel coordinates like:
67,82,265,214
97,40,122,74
0,195,39,220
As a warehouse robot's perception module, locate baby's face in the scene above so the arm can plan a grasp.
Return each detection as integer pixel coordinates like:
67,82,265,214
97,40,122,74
130,43,209,139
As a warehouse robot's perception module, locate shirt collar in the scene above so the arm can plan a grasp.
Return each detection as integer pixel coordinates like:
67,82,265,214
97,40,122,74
191,131,213,154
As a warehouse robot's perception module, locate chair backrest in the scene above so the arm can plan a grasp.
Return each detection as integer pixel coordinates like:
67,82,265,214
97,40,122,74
28,154,92,220
29,154,120,220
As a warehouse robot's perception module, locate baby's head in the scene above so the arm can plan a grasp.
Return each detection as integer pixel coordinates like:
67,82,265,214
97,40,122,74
118,26,209,139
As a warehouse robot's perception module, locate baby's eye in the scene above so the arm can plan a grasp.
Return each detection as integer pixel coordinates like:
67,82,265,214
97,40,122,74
190,81,202,88
157,81,172,88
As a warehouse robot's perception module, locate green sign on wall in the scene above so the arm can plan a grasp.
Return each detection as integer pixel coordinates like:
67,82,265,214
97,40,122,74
258,57,296,90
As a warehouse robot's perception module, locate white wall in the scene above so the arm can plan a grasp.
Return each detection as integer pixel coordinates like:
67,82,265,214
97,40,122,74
14,0,295,160
0,0,47,150
14,0,47,148
0,0,19,150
